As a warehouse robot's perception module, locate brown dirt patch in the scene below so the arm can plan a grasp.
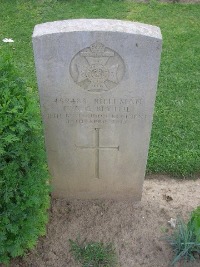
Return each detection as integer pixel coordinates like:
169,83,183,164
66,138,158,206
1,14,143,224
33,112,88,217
6,175,200,267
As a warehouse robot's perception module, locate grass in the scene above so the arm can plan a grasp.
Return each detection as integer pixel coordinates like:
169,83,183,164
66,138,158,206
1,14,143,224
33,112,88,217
165,217,200,265
0,0,199,177
69,239,117,267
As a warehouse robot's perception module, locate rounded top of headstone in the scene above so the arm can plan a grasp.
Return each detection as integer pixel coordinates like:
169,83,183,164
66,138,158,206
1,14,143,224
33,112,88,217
32,19,162,40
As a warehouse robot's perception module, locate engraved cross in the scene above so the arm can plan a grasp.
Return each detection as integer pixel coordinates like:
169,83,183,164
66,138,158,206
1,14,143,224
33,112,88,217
76,128,119,179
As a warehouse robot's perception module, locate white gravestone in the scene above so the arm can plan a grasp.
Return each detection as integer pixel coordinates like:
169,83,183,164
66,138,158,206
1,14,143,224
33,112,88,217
32,19,162,200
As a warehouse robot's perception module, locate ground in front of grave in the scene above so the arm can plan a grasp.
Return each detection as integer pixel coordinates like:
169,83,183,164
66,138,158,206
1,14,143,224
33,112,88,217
9,175,200,267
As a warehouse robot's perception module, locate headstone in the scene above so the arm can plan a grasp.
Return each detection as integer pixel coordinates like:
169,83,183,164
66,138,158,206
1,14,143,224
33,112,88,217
32,19,162,200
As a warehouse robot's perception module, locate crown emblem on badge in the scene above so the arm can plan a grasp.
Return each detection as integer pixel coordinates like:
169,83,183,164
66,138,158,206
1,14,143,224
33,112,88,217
90,42,105,55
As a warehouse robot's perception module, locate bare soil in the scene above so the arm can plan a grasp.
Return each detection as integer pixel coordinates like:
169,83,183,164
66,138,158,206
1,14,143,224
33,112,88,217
6,175,200,267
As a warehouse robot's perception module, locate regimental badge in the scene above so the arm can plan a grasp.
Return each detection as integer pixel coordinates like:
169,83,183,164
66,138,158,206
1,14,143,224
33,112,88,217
70,42,125,92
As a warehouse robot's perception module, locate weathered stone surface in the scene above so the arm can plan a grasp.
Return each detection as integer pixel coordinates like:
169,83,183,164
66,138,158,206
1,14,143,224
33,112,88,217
32,19,162,200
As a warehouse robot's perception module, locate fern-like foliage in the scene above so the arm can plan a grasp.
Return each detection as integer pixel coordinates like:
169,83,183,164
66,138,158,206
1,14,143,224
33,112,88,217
0,51,50,264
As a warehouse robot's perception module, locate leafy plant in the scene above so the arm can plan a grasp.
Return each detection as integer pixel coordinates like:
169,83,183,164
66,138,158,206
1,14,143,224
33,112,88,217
165,217,200,266
191,207,200,242
0,51,50,264
69,238,117,267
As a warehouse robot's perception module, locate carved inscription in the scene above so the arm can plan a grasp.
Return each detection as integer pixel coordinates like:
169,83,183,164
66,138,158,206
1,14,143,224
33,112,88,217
76,128,119,179
46,97,146,126
70,42,125,92
46,97,146,125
